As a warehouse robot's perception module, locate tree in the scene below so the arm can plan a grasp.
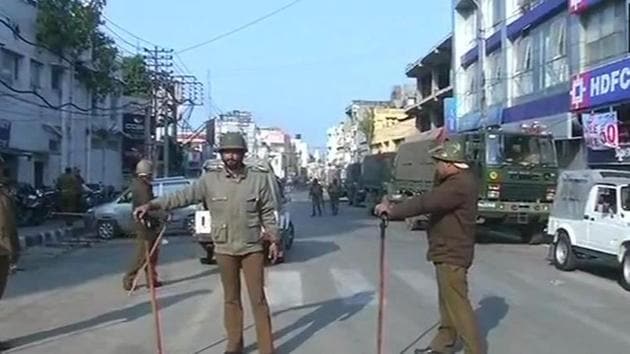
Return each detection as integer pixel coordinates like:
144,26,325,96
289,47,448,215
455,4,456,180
121,55,151,98
358,107,375,146
37,0,119,99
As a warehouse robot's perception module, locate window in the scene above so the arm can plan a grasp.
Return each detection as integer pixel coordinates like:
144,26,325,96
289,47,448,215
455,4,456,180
461,63,477,114
583,0,626,67
492,0,503,26
463,12,477,50
0,49,20,84
594,187,617,214
30,60,43,89
513,36,534,97
544,18,568,87
487,50,504,105
51,66,63,90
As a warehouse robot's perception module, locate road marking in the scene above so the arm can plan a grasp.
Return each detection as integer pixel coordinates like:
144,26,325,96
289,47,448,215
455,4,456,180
330,268,376,306
265,270,304,310
393,269,438,304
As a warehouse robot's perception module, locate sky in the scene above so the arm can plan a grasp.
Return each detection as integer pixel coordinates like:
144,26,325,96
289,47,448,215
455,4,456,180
104,0,453,148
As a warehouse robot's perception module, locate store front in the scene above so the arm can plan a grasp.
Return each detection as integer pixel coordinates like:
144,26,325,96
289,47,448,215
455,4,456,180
570,55,630,169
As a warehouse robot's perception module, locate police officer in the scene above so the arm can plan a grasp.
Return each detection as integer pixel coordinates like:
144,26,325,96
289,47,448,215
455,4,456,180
56,167,81,213
375,140,484,354
134,132,280,354
0,156,19,351
122,159,163,291
327,178,341,216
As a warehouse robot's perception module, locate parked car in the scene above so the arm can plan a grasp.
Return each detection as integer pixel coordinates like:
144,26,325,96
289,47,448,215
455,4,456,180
194,158,295,265
86,176,197,240
547,169,630,291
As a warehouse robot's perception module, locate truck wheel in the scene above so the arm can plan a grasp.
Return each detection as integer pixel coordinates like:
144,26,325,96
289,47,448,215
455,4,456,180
554,232,577,271
620,250,630,291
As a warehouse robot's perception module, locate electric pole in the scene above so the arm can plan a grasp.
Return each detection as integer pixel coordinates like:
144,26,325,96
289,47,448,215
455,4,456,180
473,0,486,128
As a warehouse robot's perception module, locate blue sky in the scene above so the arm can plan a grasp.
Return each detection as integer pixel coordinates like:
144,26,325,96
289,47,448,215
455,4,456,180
104,0,452,148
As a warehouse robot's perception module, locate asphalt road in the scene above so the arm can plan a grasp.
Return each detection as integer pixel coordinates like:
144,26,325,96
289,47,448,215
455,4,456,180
1,193,629,354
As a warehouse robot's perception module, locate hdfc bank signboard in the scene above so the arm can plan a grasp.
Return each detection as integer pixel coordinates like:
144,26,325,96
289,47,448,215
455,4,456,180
571,57,630,111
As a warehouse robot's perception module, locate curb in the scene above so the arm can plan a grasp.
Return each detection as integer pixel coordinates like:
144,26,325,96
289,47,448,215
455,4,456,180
18,225,85,250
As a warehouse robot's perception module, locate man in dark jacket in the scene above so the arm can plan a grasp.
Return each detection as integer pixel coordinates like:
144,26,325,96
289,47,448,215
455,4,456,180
309,179,324,216
375,140,483,354
122,159,163,291
0,156,19,350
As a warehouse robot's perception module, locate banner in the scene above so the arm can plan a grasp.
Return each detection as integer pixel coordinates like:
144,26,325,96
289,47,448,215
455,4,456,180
582,112,619,150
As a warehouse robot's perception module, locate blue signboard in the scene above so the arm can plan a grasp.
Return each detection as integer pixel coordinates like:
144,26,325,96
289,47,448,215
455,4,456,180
571,56,630,111
0,119,11,148
444,98,457,135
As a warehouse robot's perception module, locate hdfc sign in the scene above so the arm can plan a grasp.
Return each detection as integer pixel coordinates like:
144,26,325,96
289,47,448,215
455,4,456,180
571,56,630,111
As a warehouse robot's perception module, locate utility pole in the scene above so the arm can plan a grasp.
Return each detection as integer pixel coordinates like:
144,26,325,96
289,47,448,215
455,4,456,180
473,0,487,128
143,46,173,176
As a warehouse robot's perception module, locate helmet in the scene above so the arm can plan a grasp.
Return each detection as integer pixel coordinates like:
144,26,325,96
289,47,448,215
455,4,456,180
136,159,153,176
429,140,469,166
217,132,248,152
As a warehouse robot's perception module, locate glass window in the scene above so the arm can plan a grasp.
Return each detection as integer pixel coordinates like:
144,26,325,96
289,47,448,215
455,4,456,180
51,66,63,90
1,49,20,84
594,187,617,214
486,134,558,167
513,36,534,97
583,0,626,67
487,50,504,105
30,60,43,89
544,18,568,88
153,181,191,197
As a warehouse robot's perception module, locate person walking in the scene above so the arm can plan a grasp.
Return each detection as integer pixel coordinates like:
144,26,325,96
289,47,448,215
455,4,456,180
122,159,163,291
0,156,19,351
375,140,484,354
327,178,341,216
309,178,324,217
133,132,280,354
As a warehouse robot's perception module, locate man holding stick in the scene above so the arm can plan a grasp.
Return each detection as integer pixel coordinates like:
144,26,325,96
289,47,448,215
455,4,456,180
134,132,280,354
123,159,163,291
375,140,484,354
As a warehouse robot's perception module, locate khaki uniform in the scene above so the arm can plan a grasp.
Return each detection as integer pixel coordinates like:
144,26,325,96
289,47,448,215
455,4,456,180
153,163,278,354
390,170,483,354
327,183,340,215
309,183,323,216
56,172,81,213
0,182,19,299
123,177,162,288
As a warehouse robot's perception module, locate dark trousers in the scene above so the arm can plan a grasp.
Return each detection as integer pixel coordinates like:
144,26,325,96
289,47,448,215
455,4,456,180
311,198,322,216
430,263,484,354
0,255,9,299
216,252,273,354
330,198,339,215
123,235,160,287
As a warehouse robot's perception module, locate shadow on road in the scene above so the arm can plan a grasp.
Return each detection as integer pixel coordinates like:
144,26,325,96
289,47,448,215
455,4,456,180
6,237,197,299
164,268,220,287
240,291,374,354
398,296,509,354
6,289,210,351
285,240,341,264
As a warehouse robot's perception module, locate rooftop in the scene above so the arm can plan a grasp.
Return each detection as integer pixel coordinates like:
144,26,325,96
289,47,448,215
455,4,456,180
406,34,453,78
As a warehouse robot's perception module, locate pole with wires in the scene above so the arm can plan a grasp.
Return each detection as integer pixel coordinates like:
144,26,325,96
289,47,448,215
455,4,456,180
377,214,389,354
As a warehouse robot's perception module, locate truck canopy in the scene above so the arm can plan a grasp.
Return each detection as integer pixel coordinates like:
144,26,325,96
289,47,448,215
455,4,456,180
551,169,630,220
362,153,396,187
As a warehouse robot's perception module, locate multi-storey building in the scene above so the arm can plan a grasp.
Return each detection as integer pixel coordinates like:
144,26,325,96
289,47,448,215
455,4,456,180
370,107,416,153
0,0,125,187
406,34,453,133
213,110,259,155
453,0,578,168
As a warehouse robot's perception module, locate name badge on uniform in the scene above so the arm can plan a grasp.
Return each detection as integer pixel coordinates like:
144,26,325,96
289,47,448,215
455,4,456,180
195,211,212,234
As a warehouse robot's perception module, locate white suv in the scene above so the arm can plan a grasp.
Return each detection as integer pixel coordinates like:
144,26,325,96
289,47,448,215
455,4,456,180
547,169,630,291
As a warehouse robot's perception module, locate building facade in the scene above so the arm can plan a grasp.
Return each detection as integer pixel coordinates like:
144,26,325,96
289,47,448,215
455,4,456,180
405,34,453,133
370,107,416,153
452,0,579,168
0,0,124,187
257,127,292,179
213,110,259,156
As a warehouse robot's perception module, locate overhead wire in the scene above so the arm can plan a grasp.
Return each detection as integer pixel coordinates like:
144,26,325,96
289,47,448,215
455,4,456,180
176,0,306,54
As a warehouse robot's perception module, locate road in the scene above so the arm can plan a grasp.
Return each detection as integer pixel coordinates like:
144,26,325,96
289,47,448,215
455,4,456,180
1,193,630,354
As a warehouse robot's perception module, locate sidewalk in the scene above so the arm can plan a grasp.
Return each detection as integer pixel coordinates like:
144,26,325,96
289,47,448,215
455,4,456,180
18,219,90,250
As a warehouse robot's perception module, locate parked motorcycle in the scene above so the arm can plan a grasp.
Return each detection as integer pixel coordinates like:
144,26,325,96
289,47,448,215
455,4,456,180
14,183,49,226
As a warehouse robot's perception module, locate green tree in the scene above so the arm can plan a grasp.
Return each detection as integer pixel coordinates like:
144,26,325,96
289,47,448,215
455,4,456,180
358,108,375,146
121,55,151,98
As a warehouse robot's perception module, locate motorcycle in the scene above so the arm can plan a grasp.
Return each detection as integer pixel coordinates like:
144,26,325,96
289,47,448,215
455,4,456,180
14,183,49,226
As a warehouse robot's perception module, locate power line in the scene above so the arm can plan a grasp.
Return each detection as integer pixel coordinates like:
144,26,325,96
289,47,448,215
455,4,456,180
102,14,160,47
176,0,306,54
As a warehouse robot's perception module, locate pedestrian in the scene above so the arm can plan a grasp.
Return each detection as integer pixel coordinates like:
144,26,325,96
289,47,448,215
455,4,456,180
134,132,280,354
56,167,81,213
122,159,163,291
309,178,324,217
327,178,341,215
375,140,484,354
0,156,19,351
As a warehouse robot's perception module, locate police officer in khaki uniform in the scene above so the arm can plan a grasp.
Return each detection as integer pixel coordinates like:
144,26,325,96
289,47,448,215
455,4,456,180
56,167,81,213
134,132,280,354
122,159,163,291
376,140,484,354
0,156,19,351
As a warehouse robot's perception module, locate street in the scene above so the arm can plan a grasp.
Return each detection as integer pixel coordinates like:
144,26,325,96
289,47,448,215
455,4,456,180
1,194,630,354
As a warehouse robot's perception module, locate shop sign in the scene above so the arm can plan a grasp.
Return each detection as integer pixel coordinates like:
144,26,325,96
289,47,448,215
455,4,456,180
571,56,630,111
582,112,619,150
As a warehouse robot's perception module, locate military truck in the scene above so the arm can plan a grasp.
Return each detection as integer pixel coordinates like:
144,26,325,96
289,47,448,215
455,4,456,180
389,126,559,243
362,152,396,213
